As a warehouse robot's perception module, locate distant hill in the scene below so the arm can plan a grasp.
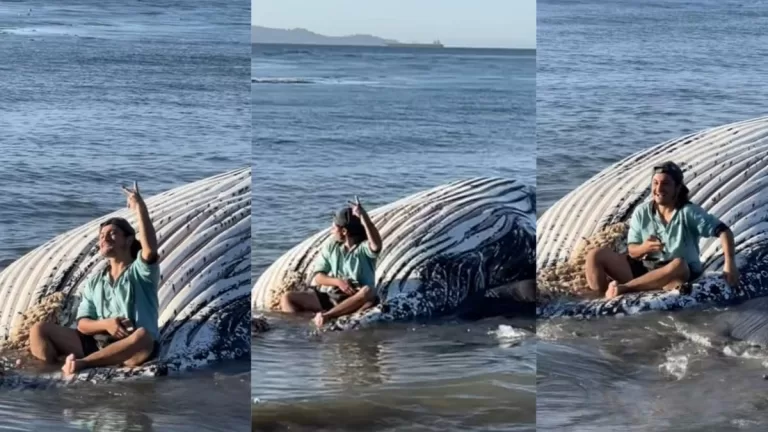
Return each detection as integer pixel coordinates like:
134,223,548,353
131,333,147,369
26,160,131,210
252,26,397,46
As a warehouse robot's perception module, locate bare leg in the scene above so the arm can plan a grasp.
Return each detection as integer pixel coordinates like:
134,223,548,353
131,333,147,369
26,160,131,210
359,300,377,313
313,286,376,327
585,247,634,293
281,291,324,313
29,322,85,364
62,327,154,377
606,258,689,299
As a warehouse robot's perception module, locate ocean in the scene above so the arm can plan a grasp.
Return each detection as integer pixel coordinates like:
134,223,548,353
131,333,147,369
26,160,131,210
252,44,536,431
537,0,768,430
0,0,250,430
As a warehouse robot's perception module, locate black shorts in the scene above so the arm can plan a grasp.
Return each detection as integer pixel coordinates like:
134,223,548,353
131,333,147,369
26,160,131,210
77,331,160,361
626,257,702,282
313,288,349,311
77,330,101,356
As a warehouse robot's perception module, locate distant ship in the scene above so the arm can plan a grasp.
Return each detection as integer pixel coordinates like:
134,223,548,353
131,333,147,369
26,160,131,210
385,40,444,48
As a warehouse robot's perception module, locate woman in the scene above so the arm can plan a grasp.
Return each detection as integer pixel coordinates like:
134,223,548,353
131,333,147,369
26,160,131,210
584,161,739,299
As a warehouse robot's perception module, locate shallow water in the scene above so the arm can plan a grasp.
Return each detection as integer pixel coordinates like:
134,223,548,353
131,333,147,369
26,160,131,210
252,316,535,432
538,311,768,431
252,44,536,431
536,0,768,429
2,363,250,431
0,0,250,429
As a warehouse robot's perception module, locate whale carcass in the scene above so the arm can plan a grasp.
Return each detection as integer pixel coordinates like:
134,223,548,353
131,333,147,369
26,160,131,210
252,177,536,330
537,116,768,319
0,168,251,385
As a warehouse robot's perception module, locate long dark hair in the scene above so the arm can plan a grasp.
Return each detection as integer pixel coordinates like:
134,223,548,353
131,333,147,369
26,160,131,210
674,183,690,209
345,221,367,244
129,238,142,259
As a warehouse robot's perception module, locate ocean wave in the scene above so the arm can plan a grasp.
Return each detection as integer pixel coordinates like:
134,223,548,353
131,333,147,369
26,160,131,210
251,77,314,84
1,26,77,37
261,49,314,57
251,77,385,87
491,325,532,348
659,351,689,380
722,342,768,361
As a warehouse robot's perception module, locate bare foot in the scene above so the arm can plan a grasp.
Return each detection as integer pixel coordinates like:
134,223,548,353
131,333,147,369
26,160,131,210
312,312,326,328
605,281,626,299
61,354,77,378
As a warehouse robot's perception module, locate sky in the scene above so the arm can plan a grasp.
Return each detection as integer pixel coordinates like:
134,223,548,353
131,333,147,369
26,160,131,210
253,0,536,49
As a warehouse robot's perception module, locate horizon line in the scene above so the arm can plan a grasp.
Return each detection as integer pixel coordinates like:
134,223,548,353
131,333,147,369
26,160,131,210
252,25,534,50
252,42,536,50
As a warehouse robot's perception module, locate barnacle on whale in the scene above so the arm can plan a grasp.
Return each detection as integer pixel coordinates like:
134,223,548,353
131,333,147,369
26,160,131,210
537,223,628,301
0,292,67,351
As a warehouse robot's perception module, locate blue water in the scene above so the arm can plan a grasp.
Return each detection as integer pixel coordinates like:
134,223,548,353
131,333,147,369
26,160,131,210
537,1,768,430
0,0,250,430
252,44,536,431
253,44,536,275
537,0,768,211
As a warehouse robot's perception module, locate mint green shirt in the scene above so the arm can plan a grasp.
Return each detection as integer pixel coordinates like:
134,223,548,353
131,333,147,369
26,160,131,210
76,252,160,340
628,202,723,274
313,240,379,291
